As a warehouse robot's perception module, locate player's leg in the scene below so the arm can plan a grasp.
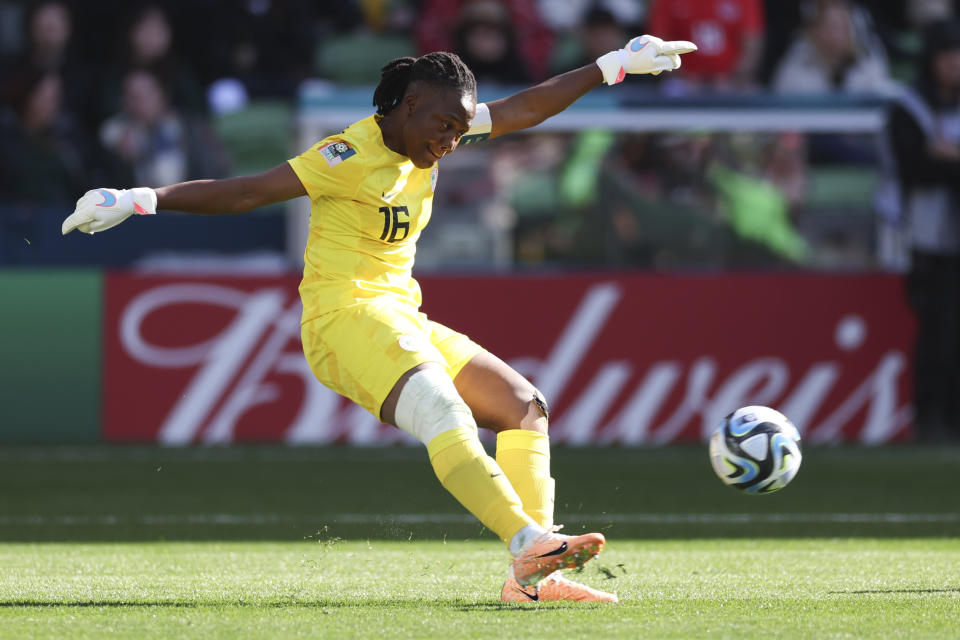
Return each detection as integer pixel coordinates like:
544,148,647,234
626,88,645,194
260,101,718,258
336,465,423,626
453,353,616,602
428,327,612,598
384,360,604,585
302,303,541,553
426,325,555,529
452,351,555,530
380,361,538,549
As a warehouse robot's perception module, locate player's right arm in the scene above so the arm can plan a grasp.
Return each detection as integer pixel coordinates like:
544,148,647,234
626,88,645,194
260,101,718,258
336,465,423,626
62,163,306,235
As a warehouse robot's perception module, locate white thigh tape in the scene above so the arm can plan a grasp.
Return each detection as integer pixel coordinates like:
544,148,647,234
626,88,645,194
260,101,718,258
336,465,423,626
394,368,477,445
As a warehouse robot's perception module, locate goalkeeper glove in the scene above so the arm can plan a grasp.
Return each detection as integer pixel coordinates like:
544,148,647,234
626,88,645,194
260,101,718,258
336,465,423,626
61,187,157,235
596,35,698,85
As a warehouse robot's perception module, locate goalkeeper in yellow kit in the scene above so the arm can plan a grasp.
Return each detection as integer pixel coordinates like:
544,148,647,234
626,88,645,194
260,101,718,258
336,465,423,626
63,35,695,603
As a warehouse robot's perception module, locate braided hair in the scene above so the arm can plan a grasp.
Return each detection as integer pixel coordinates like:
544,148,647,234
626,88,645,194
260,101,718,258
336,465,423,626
373,52,477,116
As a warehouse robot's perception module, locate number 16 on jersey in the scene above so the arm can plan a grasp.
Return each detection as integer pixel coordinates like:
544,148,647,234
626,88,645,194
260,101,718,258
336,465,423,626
379,205,410,242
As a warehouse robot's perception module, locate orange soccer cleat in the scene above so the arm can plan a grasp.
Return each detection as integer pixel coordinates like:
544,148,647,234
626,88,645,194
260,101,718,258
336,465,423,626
500,572,619,603
500,575,540,603
510,529,605,586
538,571,619,602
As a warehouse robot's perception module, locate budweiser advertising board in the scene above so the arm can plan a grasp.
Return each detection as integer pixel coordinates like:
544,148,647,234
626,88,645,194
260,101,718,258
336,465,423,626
104,273,915,445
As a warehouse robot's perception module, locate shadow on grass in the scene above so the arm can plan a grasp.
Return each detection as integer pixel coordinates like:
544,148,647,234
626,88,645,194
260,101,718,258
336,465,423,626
829,588,960,594
0,599,541,610
449,602,608,611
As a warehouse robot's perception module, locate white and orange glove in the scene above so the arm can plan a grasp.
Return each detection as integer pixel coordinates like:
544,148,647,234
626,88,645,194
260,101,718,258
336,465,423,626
61,187,157,235
596,35,698,84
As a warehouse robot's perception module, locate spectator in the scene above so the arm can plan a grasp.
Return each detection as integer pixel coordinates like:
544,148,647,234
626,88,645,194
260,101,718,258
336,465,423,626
18,1,70,71
576,7,630,69
100,70,228,188
0,1,96,126
0,71,90,203
539,6,632,77
199,0,324,99
454,1,531,84
647,0,765,90
98,4,206,120
863,0,953,82
883,19,960,441
771,0,892,94
416,0,554,81
708,133,809,263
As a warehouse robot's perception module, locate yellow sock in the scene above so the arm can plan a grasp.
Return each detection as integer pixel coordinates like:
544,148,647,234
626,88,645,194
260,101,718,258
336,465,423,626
427,428,535,545
496,430,555,529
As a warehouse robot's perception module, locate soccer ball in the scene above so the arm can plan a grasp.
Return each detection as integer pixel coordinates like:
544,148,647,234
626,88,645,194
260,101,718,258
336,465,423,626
709,405,802,495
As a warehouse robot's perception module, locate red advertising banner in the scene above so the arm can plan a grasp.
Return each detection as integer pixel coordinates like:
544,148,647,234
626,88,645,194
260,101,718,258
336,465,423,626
104,272,915,445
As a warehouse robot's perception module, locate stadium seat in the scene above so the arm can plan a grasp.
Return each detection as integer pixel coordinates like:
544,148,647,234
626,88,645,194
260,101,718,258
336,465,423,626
799,166,879,267
315,33,415,85
805,166,878,210
213,100,293,177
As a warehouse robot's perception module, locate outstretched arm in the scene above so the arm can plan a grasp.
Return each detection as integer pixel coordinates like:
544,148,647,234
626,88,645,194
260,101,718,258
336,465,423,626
487,65,603,139
155,163,305,214
486,34,696,139
63,163,305,235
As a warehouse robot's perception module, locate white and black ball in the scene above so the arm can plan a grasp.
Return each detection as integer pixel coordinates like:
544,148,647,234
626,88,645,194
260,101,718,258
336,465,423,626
709,405,802,495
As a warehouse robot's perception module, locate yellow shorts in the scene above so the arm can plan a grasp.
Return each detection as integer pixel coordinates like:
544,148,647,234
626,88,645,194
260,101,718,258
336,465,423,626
301,299,486,419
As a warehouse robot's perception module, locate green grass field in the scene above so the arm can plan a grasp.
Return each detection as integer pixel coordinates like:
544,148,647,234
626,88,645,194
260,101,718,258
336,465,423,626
0,446,958,638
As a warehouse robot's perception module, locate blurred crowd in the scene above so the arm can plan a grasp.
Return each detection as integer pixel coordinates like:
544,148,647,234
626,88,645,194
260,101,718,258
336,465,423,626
0,0,952,203
0,0,958,266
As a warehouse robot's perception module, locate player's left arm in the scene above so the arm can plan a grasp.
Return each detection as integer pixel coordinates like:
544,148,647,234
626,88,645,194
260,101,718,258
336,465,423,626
484,34,697,139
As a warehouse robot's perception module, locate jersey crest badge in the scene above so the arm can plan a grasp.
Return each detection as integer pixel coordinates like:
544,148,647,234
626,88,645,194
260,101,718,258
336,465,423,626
319,140,357,167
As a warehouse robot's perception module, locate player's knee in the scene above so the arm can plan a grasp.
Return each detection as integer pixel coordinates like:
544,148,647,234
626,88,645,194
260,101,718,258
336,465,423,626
394,367,477,445
519,389,550,434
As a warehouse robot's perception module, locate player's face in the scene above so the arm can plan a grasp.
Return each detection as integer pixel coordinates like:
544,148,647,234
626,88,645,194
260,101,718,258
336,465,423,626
402,85,476,168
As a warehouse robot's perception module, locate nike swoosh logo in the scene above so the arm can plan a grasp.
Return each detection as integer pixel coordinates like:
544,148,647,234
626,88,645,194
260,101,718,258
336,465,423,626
514,587,538,601
95,189,116,207
536,541,568,558
382,191,397,200
490,473,503,478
